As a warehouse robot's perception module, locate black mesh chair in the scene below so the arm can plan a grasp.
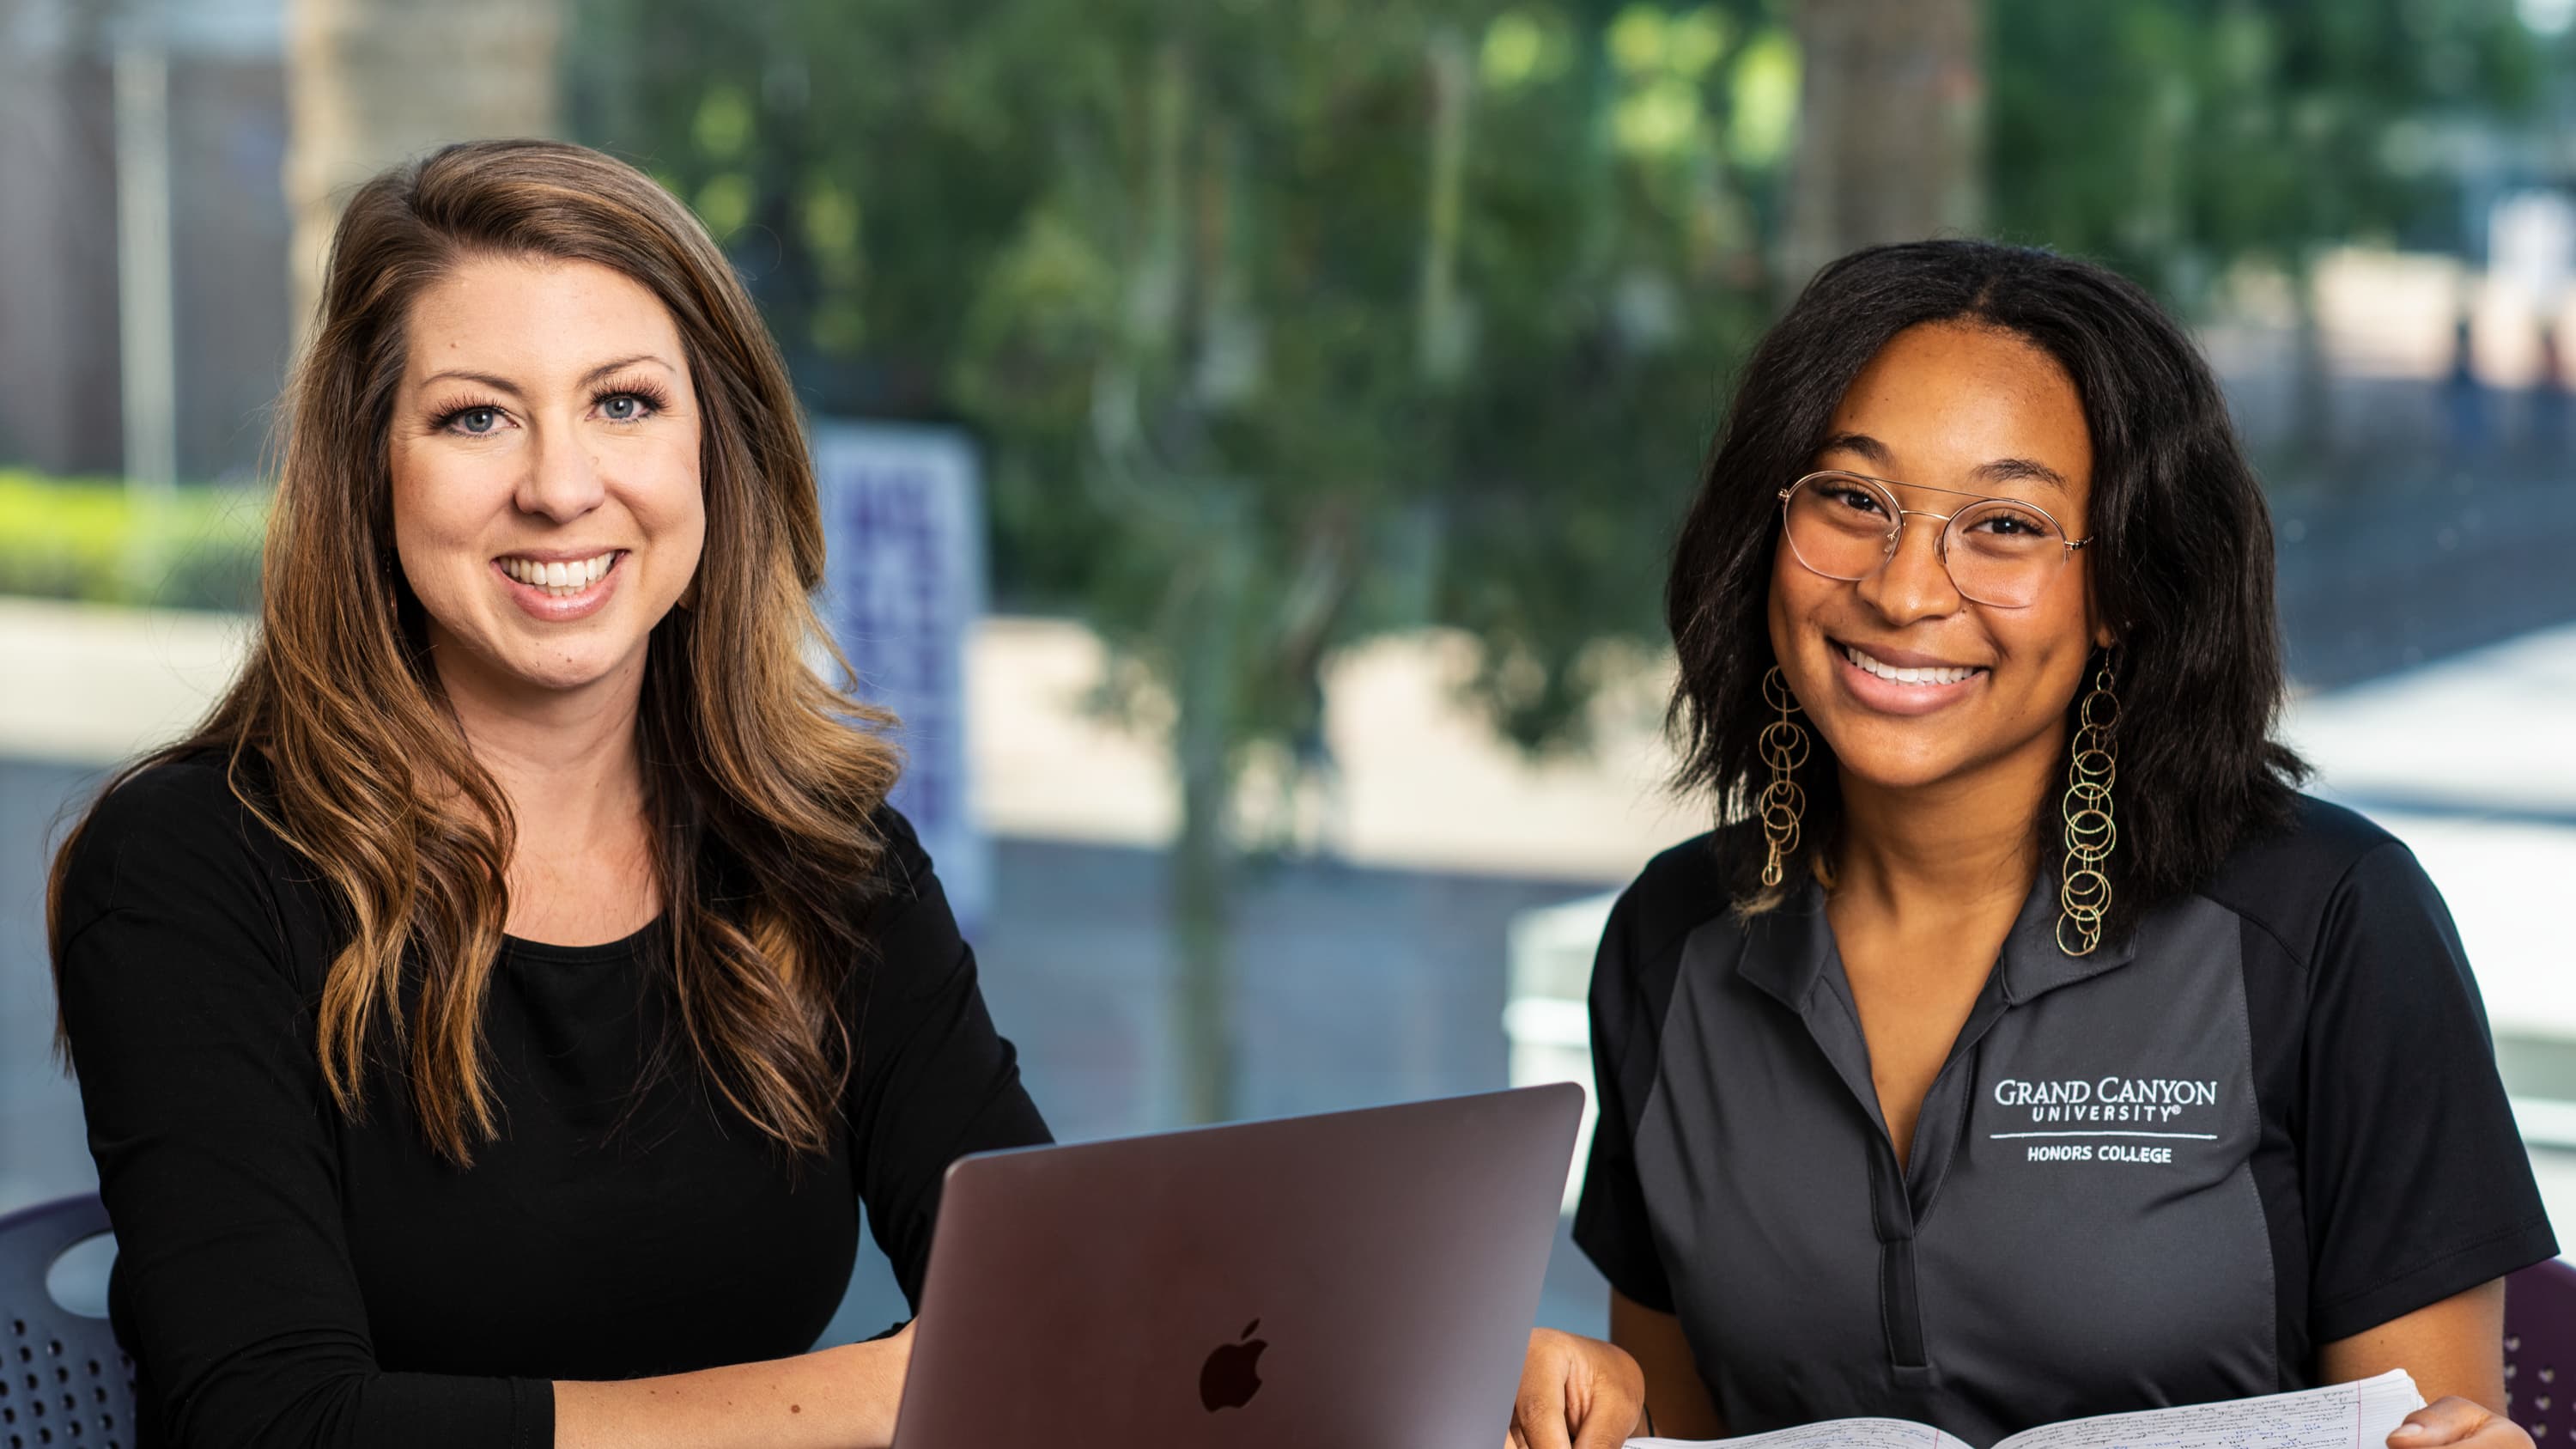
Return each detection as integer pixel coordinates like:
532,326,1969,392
0,1195,135,1449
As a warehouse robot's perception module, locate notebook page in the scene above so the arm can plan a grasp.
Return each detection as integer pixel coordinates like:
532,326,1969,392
1994,1370,2425,1449
1628,1416,1971,1449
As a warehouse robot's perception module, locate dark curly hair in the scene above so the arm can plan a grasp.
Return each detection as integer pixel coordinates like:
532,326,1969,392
1666,240,2307,947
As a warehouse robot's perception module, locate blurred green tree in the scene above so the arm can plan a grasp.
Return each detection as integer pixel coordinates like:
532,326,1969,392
567,0,1789,1121
1987,0,2548,453
561,0,2558,1118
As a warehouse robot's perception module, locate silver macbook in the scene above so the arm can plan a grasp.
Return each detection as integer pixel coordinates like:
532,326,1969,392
892,1083,1585,1448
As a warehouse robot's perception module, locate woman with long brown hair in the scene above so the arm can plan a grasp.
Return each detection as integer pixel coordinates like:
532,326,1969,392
46,138,1048,1448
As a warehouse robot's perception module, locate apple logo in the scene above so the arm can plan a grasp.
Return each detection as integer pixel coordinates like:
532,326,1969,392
1199,1318,1268,1413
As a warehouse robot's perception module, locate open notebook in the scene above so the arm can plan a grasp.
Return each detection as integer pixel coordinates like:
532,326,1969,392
1630,1369,2423,1449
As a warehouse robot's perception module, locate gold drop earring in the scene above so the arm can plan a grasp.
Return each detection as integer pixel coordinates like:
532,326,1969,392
2057,655,2119,956
1759,667,1808,889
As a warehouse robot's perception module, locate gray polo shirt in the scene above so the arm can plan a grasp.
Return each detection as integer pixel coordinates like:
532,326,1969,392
1575,796,2555,1448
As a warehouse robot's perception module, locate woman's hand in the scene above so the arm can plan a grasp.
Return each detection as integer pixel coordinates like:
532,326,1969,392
1509,1326,1645,1449
2389,1397,2532,1449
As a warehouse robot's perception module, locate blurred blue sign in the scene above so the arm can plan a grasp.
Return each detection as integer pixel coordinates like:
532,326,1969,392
812,422,990,933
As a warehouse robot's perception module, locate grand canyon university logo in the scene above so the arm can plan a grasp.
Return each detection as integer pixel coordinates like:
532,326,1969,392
1990,1077,2221,1165
1992,1077,2217,1123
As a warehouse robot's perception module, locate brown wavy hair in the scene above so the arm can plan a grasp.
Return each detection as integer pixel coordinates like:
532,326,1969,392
47,138,901,1164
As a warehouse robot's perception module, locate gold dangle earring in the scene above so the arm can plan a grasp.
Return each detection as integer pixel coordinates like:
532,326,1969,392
2058,655,2119,955
1758,667,1808,888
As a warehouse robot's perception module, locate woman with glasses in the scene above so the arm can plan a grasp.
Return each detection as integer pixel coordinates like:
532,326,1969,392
1508,241,2553,1449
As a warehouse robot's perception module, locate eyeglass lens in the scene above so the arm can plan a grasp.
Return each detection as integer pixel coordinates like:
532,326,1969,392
1782,472,2069,608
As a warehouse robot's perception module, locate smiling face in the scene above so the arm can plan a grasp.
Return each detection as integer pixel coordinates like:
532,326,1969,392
389,255,705,706
1767,320,2112,795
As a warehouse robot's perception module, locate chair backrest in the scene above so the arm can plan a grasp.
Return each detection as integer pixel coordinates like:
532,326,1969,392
2507,1258,2576,1442
0,1194,135,1449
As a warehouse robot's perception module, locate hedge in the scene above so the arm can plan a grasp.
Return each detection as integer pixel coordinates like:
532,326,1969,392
0,471,267,612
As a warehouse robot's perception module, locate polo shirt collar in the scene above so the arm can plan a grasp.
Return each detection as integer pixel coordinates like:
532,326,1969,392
1731,880,1838,1011
1731,867,2139,1011
1995,868,2141,1002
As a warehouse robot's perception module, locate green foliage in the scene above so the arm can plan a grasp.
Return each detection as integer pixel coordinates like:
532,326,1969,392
0,472,266,612
568,0,1795,1118
559,0,2566,1116
568,0,1788,756
1988,0,2549,304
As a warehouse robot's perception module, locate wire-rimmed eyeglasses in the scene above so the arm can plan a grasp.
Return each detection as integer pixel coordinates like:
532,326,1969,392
1777,469,2092,609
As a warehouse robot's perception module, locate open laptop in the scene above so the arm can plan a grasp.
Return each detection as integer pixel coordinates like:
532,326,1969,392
892,1082,1586,1448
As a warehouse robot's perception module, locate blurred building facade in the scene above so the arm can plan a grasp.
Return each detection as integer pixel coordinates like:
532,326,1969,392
0,0,290,481
0,0,558,484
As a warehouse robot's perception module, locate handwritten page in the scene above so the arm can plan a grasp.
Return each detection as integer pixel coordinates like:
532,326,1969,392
1998,1371,2424,1449
1629,1417,1970,1449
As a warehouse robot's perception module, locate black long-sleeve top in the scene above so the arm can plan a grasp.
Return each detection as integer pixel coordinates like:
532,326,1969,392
52,751,1052,1449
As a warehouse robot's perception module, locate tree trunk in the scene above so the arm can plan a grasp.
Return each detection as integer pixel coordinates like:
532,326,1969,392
1417,25,1473,386
1169,523,1247,1124
1782,0,1984,289
1170,694,1236,1125
283,0,563,335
